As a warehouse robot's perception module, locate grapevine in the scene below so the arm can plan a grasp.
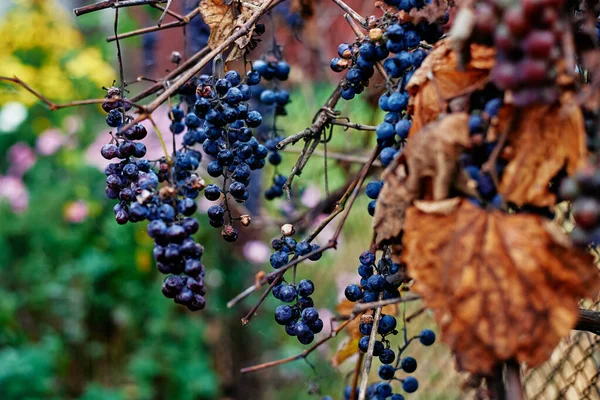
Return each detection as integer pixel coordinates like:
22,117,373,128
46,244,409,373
2,0,600,398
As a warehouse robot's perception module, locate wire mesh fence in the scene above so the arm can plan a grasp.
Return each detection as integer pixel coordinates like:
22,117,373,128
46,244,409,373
404,300,600,399
523,301,600,400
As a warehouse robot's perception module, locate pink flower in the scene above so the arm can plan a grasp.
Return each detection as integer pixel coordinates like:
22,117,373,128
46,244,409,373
64,200,89,223
63,115,83,135
0,175,29,213
281,201,295,215
301,186,321,208
197,197,213,212
7,142,36,177
310,214,340,248
36,129,65,156
243,240,271,264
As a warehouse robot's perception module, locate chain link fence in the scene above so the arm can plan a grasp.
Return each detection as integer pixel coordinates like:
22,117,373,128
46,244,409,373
403,300,600,399
523,300,600,400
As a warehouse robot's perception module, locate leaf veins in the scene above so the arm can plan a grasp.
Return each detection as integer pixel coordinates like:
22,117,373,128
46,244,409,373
402,199,600,374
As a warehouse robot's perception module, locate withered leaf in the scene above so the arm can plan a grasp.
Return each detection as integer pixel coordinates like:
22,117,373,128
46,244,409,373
413,198,461,214
406,40,494,134
374,113,475,247
408,0,449,25
372,160,409,247
402,112,473,201
331,300,397,367
226,34,253,62
199,0,261,60
374,1,400,15
402,200,600,375
498,99,587,207
290,0,314,19
331,299,363,367
330,328,361,367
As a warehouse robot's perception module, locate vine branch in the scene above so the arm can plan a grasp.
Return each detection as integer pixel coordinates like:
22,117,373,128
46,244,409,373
0,76,144,111
107,7,201,42
283,147,383,167
228,146,380,313
506,361,524,400
276,85,343,195
331,0,368,27
240,318,354,374
129,47,211,102
331,119,377,131
73,0,168,16
358,293,384,400
115,0,280,133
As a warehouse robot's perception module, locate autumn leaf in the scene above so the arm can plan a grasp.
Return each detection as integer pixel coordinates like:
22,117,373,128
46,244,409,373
407,0,449,25
373,113,477,247
498,99,587,207
290,0,314,19
372,158,409,247
330,333,361,367
331,299,398,367
199,0,262,61
331,299,363,368
406,40,494,134
402,199,600,375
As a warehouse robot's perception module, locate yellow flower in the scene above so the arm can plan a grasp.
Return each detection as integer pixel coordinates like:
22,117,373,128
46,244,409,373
0,0,114,107
65,48,116,89
0,56,38,106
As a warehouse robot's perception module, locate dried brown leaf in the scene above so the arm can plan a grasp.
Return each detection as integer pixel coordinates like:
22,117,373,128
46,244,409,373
331,300,361,367
406,40,494,134
331,300,397,367
374,113,476,246
413,198,461,214
290,0,314,18
374,1,400,15
373,162,410,246
402,112,473,200
498,100,587,207
331,336,360,368
402,200,600,374
200,0,260,61
408,0,449,24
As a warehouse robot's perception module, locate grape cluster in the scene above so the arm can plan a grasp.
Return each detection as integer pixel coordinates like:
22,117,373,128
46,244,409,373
184,71,268,239
332,23,426,214
329,9,447,214
249,56,292,200
264,172,288,200
351,29,427,185
344,251,402,305
269,235,324,345
330,6,443,101
252,57,291,116
185,1,210,56
472,0,564,105
559,161,600,246
100,88,208,311
331,33,389,100
342,323,436,400
365,180,384,217
343,250,436,398
374,20,432,168
458,95,507,208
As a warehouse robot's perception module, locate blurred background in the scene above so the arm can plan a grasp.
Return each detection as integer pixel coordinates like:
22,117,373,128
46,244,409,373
1,1,599,400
